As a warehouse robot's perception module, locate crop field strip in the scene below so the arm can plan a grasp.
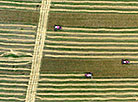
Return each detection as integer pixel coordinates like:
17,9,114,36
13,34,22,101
51,0,138,14
35,73,138,101
0,0,41,11
0,23,36,54
43,26,138,60
0,23,37,101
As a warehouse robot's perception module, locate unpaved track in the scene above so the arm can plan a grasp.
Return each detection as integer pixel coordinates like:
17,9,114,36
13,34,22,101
25,0,51,102
0,57,32,62
0,42,34,47
0,5,34,10
0,82,28,86
0,87,26,91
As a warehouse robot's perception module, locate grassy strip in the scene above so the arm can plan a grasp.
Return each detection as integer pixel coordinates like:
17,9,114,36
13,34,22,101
0,94,25,98
0,85,27,88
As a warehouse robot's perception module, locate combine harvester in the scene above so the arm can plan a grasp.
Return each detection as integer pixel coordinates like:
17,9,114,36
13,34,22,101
122,59,138,64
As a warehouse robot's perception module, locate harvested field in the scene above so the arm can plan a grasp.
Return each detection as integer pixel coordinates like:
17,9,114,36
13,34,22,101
0,10,39,24
41,58,138,77
0,22,36,101
47,13,138,30
36,73,138,101
50,0,138,14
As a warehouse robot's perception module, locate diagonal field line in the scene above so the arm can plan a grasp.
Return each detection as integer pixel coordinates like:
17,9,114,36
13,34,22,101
25,0,51,102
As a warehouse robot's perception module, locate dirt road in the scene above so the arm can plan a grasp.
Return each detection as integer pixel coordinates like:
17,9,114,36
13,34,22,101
25,0,51,102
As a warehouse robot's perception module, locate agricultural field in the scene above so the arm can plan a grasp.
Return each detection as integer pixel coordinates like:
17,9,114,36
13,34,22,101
0,14,38,102
35,72,138,101
38,0,138,101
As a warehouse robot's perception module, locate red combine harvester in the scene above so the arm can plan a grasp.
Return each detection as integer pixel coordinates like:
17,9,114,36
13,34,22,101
85,72,93,78
54,25,62,31
122,59,130,64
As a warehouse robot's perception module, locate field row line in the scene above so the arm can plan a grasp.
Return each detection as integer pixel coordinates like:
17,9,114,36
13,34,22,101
45,54,138,59
0,92,24,95
0,87,26,91
63,27,138,32
0,37,35,42
36,96,137,101
0,74,29,77
0,0,40,5
0,57,32,62
0,28,35,33
52,0,138,4
54,4,138,9
0,5,35,10
45,40,138,45
46,45,138,49
0,42,34,47
0,67,30,71
0,33,35,37
37,92,138,96
39,83,138,86
40,74,83,76
50,8,138,13
39,78,138,81
47,35,138,40
47,31,138,36
0,97,24,101
38,87,138,91
0,82,28,86
0,47,33,51
0,24,36,28
44,49,138,54
0,78,28,82
0,61,31,65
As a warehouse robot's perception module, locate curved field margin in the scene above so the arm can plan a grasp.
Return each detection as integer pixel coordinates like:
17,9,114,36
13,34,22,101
36,73,138,101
